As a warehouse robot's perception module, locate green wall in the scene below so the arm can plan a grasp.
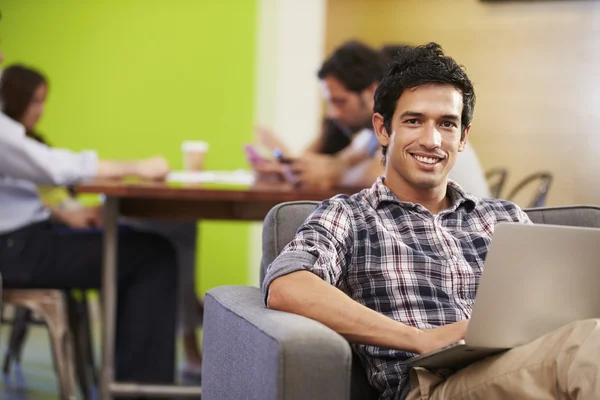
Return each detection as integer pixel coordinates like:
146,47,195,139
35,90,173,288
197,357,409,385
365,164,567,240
0,0,257,293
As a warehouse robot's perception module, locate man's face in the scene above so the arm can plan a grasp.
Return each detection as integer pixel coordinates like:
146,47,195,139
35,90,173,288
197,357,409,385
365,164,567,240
320,76,374,132
374,83,470,191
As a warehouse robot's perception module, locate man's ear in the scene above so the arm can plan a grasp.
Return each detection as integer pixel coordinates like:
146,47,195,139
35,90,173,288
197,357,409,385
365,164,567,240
373,113,390,148
458,124,471,152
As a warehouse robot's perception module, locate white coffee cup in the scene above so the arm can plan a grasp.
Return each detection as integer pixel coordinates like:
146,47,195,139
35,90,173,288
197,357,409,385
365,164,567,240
181,141,209,171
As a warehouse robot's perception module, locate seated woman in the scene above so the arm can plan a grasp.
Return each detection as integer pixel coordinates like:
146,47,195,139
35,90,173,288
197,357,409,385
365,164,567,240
0,64,204,378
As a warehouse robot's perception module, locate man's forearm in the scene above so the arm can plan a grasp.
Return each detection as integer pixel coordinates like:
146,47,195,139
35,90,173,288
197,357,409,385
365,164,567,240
267,270,422,353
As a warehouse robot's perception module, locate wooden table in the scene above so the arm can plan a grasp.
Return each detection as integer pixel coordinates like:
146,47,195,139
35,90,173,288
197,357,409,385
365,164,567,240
77,179,361,400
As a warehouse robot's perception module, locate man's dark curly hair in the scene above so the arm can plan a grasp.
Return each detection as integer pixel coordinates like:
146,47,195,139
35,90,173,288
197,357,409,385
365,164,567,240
373,42,475,162
318,41,386,92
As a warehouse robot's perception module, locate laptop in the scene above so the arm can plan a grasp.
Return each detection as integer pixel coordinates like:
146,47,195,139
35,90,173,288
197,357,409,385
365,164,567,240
407,222,600,369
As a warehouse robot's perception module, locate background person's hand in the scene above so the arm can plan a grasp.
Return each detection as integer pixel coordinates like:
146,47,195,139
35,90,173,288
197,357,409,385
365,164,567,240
51,206,103,229
252,159,284,175
290,153,346,189
135,156,170,180
414,319,469,355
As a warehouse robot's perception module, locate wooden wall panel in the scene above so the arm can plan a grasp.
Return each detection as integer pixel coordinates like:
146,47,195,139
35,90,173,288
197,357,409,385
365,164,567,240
325,0,600,206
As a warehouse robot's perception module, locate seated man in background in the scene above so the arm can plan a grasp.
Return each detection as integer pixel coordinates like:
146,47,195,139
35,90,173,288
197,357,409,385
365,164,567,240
256,41,490,197
0,47,178,394
264,43,599,399
255,41,385,189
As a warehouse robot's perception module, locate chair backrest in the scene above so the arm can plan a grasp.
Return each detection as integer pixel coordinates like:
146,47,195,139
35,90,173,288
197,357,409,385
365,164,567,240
524,205,600,227
507,172,553,208
260,201,320,288
260,201,600,399
485,168,508,198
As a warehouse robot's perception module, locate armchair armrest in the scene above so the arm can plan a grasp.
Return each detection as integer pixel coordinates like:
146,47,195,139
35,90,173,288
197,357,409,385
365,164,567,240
203,286,353,400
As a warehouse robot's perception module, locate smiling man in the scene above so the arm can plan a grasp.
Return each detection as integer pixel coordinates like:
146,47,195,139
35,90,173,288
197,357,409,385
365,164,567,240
263,43,600,399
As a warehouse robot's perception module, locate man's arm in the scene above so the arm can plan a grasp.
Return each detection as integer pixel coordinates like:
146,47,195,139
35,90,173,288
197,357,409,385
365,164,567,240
267,271,467,355
268,270,421,352
304,133,326,154
264,201,468,355
290,131,383,189
288,149,383,189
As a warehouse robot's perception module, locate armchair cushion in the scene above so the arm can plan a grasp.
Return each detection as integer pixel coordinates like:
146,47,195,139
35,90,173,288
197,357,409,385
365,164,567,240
203,285,354,400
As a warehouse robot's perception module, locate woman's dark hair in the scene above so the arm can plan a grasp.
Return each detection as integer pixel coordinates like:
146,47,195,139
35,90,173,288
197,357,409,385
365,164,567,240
0,64,49,144
373,42,476,162
317,41,387,93
0,65,76,196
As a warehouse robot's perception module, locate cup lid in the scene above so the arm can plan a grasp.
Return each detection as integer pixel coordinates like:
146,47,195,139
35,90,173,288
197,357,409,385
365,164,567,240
181,141,209,152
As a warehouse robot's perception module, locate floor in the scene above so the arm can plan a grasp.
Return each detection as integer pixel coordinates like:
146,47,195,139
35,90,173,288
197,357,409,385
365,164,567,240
0,317,201,399
1,325,61,400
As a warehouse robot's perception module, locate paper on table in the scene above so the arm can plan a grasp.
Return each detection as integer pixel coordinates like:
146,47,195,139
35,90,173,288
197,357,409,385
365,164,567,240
167,170,255,185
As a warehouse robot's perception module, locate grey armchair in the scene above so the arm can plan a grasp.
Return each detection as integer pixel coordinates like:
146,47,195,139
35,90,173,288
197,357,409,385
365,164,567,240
203,202,600,400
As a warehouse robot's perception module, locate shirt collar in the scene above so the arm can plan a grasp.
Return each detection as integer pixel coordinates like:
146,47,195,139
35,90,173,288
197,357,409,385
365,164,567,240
367,176,479,213
0,112,26,138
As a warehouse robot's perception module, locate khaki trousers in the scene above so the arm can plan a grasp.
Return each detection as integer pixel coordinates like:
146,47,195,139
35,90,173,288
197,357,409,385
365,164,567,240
407,319,600,400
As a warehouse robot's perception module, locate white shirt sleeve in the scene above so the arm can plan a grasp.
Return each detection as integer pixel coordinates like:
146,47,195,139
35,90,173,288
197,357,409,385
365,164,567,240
0,112,98,185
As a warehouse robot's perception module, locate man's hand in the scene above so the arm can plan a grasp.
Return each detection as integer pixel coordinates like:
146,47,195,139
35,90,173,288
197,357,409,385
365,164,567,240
51,206,103,229
253,159,285,175
414,320,469,355
290,153,347,189
134,156,170,180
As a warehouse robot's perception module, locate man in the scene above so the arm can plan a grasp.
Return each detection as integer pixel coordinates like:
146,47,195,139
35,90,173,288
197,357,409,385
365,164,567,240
278,41,385,189
263,43,600,399
255,41,384,188
0,47,178,392
261,41,490,197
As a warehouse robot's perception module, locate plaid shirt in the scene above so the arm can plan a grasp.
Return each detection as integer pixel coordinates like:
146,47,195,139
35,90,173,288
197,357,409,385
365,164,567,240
264,177,531,399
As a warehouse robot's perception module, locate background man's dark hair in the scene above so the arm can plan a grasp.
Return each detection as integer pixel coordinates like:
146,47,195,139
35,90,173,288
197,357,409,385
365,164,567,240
318,41,386,92
373,42,476,162
379,44,411,65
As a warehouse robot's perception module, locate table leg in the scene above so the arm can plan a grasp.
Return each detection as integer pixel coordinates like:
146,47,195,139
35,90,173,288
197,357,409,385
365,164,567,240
100,197,119,400
98,197,201,398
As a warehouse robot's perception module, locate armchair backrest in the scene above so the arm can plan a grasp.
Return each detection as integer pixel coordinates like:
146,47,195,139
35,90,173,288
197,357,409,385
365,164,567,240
524,205,600,227
260,201,319,288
